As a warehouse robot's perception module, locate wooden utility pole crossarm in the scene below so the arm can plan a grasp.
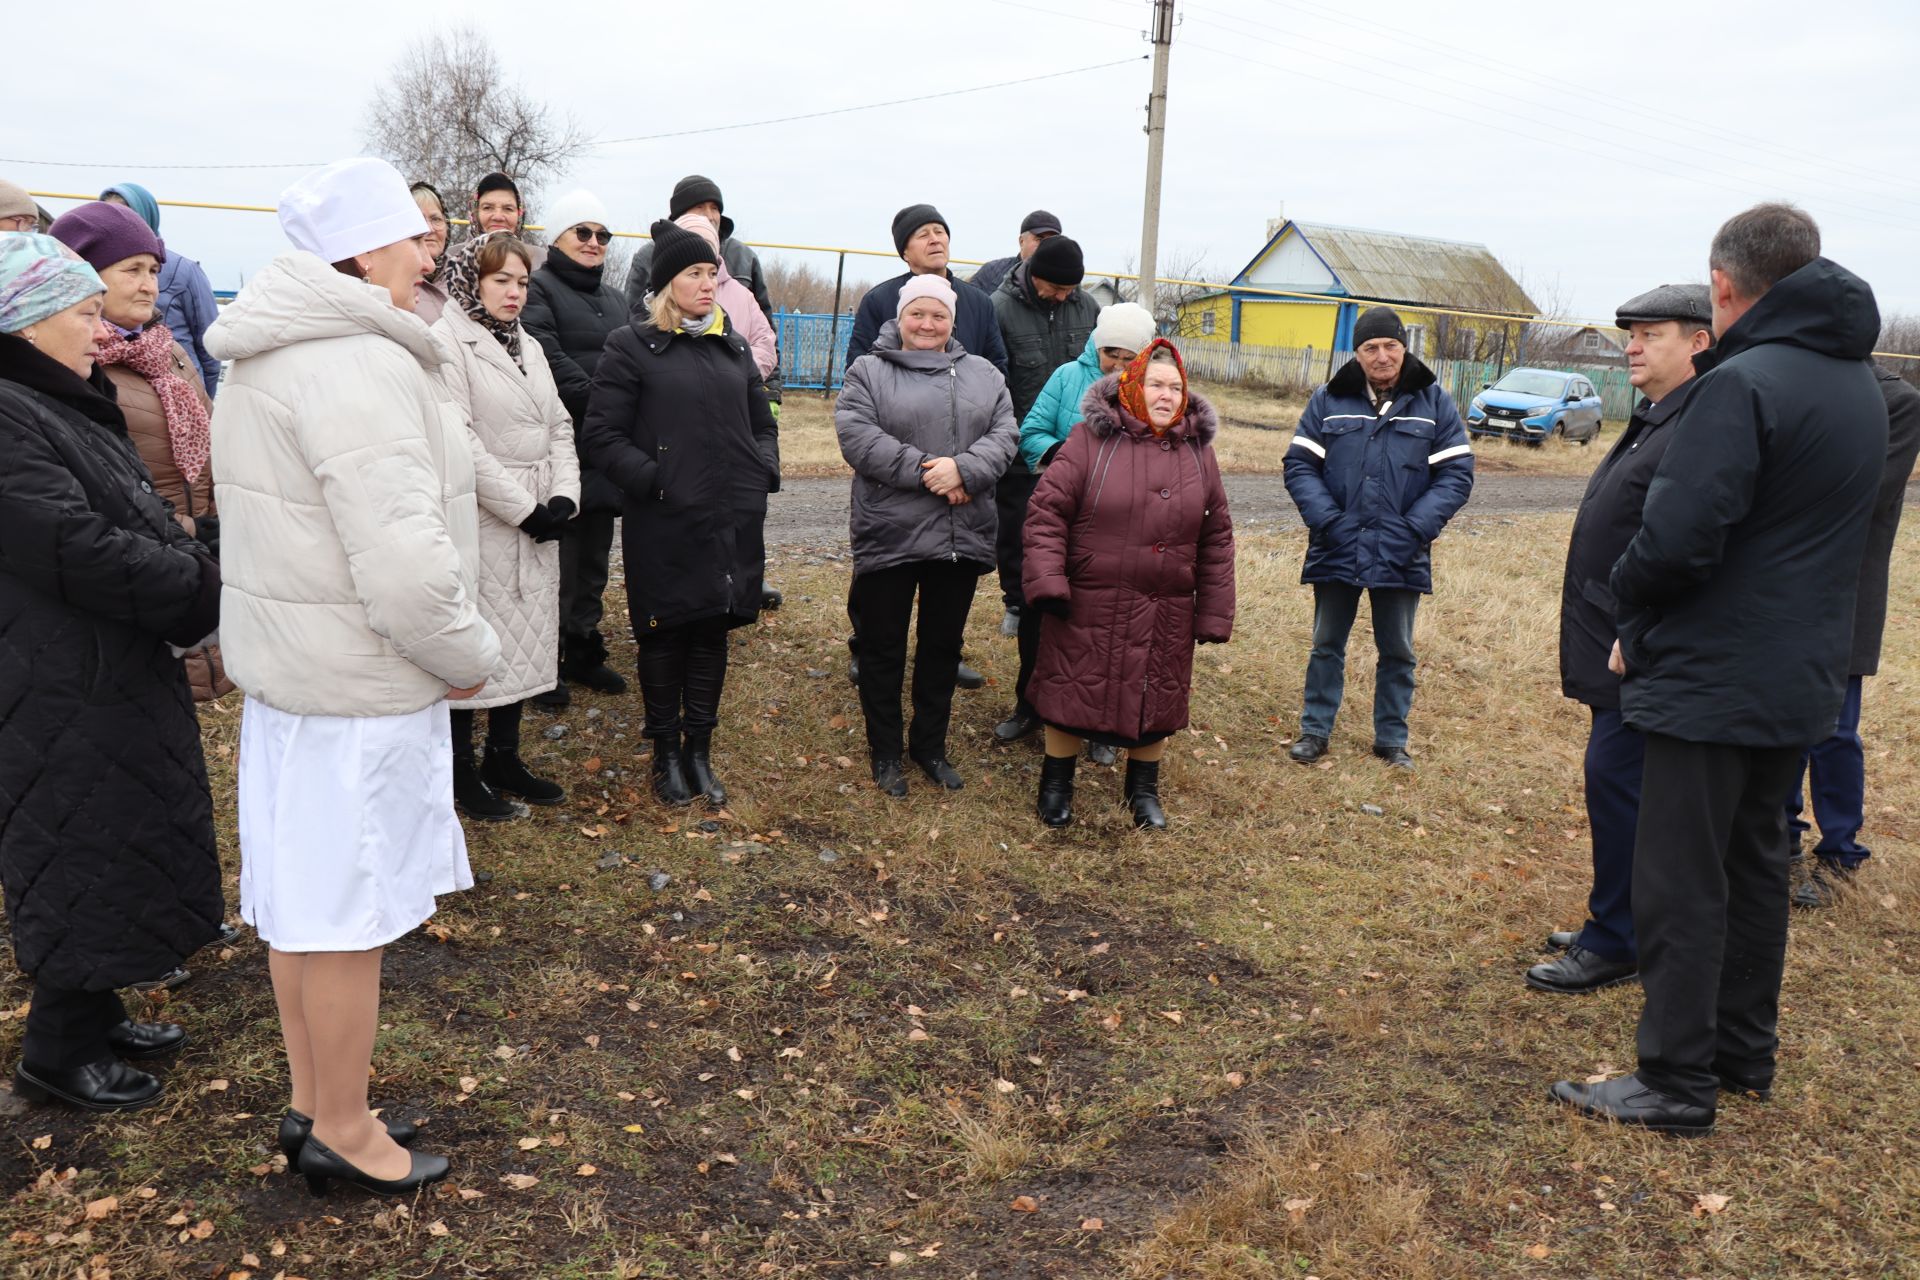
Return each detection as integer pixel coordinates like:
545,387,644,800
1136,0,1176,319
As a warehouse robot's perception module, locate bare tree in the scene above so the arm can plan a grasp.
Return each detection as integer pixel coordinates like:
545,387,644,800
363,26,590,222
1107,248,1218,337
1879,312,1920,385
762,257,871,314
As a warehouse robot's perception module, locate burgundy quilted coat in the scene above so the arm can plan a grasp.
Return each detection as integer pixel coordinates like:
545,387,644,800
1022,373,1235,739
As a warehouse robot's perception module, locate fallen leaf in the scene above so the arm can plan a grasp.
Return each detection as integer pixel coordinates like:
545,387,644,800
994,1079,1018,1094
1158,1010,1185,1025
164,1212,190,1227
1010,1195,1039,1213
516,1137,542,1151
1284,1196,1313,1219
582,756,602,773
1223,1071,1246,1088
622,1124,646,1133
907,1028,929,1041
1080,1217,1105,1232
1693,1192,1731,1217
1525,1243,1551,1259
204,1078,230,1092
888,1251,911,1267
427,1220,450,1237
83,1196,118,1220
575,1164,598,1177
189,1219,215,1239
459,1076,480,1093
726,1045,743,1062
500,1174,539,1190
31,1134,51,1150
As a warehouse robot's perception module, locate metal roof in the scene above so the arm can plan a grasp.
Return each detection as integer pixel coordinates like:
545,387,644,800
1284,221,1537,317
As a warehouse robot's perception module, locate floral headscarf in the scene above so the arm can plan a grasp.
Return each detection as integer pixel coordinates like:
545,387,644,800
1116,337,1189,436
442,231,526,369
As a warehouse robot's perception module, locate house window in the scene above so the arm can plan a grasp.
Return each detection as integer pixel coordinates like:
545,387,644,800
1580,330,1604,353
1201,309,1216,336
1406,323,1426,359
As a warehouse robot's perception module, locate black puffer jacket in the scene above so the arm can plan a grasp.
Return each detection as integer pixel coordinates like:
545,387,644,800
0,335,223,990
1612,259,1888,747
525,245,628,515
990,262,1100,425
1850,371,1920,675
582,313,780,632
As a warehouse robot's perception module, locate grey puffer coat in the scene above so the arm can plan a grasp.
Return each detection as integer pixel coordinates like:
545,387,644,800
835,321,1018,577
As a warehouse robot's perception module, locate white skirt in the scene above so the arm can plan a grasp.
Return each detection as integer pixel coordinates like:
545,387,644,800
238,696,473,952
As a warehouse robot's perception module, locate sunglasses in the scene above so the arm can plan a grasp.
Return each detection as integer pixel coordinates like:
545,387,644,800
571,226,613,245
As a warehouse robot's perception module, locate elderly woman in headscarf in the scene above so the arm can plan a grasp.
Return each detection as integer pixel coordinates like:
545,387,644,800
99,182,222,396
0,235,224,1112
50,200,231,704
431,231,581,822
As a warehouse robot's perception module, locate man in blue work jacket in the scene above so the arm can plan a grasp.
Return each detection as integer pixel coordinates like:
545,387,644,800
1282,307,1475,769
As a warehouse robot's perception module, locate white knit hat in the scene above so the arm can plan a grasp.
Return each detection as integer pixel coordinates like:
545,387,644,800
544,188,612,238
278,158,428,262
896,273,957,318
1091,301,1156,354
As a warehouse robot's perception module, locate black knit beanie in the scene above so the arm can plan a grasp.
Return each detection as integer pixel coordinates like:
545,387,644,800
1029,234,1085,287
891,203,948,257
669,174,725,220
648,218,720,294
1352,306,1408,347
475,171,522,205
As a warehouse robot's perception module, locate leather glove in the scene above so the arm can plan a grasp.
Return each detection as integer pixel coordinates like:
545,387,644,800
1031,597,1070,620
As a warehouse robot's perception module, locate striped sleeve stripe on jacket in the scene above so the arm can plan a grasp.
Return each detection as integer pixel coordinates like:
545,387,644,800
1290,434,1326,459
1428,443,1473,465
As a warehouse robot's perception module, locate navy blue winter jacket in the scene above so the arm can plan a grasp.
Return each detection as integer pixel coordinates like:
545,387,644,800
846,270,1008,375
1282,355,1474,592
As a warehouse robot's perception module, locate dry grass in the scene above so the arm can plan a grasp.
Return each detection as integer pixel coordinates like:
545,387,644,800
4,516,1919,1278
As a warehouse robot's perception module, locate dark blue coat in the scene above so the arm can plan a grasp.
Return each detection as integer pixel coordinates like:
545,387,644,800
845,270,1009,375
1283,356,1474,592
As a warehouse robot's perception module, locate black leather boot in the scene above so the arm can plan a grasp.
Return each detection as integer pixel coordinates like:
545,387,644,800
684,733,726,807
453,756,517,821
1037,754,1076,827
649,737,694,807
482,748,565,806
1123,758,1167,829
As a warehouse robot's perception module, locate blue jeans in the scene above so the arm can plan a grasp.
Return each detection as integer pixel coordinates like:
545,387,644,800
1298,583,1420,748
1577,707,1643,962
1788,674,1869,868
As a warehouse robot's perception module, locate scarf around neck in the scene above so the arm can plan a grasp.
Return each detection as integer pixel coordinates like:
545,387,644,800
94,323,210,481
443,232,525,369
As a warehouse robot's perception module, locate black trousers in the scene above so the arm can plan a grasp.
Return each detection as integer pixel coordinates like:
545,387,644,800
23,985,126,1071
450,701,523,761
1014,606,1042,714
1632,732,1804,1108
1576,707,1643,962
847,561,979,761
557,509,617,646
994,468,1038,611
637,615,730,741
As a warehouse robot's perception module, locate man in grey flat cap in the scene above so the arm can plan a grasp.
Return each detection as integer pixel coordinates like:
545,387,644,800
1528,283,1713,996
969,209,1062,298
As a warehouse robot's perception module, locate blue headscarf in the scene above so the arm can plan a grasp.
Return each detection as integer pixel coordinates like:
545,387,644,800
100,182,161,234
0,234,105,335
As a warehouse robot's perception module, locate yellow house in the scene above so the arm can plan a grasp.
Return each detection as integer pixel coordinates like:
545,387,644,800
1179,220,1537,362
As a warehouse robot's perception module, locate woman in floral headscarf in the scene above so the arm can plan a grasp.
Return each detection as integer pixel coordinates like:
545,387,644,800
431,231,581,822
1020,339,1236,831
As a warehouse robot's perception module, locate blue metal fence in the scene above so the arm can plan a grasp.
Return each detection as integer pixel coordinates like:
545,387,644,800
775,310,856,391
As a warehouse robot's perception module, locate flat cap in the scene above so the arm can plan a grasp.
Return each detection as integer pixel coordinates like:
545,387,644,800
1020,209,1062,236
1616,282,1711,328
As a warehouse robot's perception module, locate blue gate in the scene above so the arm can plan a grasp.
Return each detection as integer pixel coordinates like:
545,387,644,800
775,310,856,391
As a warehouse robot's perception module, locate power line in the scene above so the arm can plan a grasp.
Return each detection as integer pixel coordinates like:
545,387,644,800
0,56,1145,173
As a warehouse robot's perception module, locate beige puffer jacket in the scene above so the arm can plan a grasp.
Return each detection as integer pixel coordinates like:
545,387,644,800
206,252,500,717
432,306,581,708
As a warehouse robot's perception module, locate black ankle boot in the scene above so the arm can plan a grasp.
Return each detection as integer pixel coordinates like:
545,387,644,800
482,748,565,806
649,737,694,807
684,733,726,806
1037,754,1076,827
1123,759,1167,829
453,757,517,821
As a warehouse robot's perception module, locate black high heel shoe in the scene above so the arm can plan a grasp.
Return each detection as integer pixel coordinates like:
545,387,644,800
278,1109,421,1162
297,1133,449,1197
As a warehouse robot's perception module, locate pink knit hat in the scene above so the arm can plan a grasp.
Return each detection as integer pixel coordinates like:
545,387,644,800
896,274,956,318
674,212,722,254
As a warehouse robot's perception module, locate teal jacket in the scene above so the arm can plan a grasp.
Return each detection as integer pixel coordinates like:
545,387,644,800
1019,333,1104,471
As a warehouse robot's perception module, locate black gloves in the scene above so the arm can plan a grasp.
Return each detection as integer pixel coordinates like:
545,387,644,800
192,514,221,559
1031,597,1070,620
518,497,576,543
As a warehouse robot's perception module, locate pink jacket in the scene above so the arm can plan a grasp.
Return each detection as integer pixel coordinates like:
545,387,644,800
718,261,776,378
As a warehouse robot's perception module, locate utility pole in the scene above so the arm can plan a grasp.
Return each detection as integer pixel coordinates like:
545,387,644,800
1136,0,1176,319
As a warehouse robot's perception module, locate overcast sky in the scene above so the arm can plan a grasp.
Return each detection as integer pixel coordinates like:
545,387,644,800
10,0,1919,327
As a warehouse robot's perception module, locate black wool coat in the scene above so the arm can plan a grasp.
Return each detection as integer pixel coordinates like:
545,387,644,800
1558,379,1697,709
581,314,780,632
1611,259,1889,748
1849,371,1920,675
0,335,223,990
524,246,630,515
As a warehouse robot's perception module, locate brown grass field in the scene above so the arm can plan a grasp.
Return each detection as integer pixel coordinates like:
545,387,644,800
777,381,1614,481
5,513,1917,1279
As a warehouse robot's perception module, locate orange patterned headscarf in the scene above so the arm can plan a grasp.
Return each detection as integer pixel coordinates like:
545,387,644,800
1116,337,1188,436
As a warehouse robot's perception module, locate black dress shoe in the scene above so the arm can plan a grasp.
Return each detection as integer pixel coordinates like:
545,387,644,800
913,755,964,790
1525,945,1638,994
454,758,519,821
994,709,1040,743
297,1134,450,1197
1717,1072,1773,1102
1544,930,1577,951
14,1060,165,1112
279,1109,420,1162
1549,1073,1713,1136
1288,734,1328,764
1372,742,1415,769
871,757,908,798
761,585,784,610
1037,754,1076,827
106,1020,188,1060
482,748,565,806
1087,742,1119,767
955,661,986,691
128,966,191,993
1791,856,1853,909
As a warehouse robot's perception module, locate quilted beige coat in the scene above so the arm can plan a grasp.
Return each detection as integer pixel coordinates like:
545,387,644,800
206,252,499,717
433,305,582,708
